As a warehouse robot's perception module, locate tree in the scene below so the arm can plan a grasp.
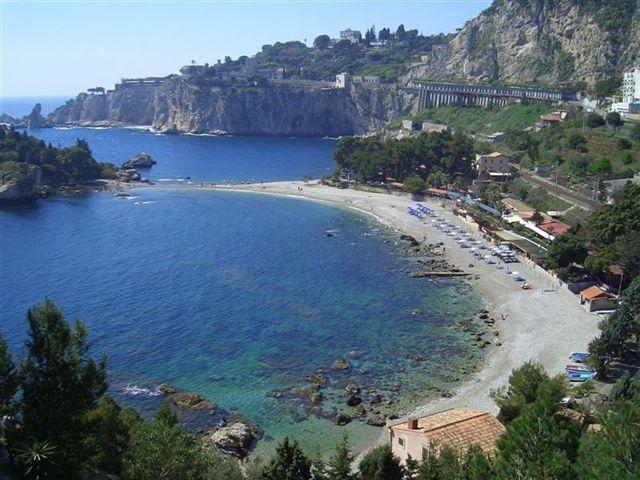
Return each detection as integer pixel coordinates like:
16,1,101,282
395,24,406,42
378,28,391,43
576,401,640,479
402,176,427,194
494,378,582,480
617,137,632,150
462,445,494,480
364,26,376,45
358,445,403,480
566,132,588,151
418,444,462,480
491,362,552,424
585,112,606,129
313,35,331,50
546,233,587,269
328,433,353,480
85,395,143,475
587,157,612,174
261,438,311,480
16,440,58,480
606,111,623,128
18,299,107,479
125,402,237,480
616,232,640,281
631,124,640,142
0,331,17,417
531,211,544,223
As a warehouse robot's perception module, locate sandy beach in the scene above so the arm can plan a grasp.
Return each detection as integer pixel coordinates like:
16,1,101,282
159,180,600,420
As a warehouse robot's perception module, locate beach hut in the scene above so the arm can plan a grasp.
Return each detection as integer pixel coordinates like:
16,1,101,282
579,286,617,312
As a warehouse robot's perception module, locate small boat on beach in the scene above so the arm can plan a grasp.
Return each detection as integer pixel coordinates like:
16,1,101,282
567,370,596,382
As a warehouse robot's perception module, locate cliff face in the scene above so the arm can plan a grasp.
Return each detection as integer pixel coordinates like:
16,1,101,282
406,0,640,86
47,78,416,136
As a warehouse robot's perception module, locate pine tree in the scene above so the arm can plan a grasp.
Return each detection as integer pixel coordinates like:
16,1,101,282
358,445,403,480
0,331,17,417
18,299,107,478
261,437,311,480
494,378,581,480
576,400,640,479
328,433,353,480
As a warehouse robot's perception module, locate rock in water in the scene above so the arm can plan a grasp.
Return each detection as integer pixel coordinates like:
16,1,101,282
122,152,156,169
331,358,350,371
157,383,177,394
26,103,47,129
169,391,214,410
207,422,259,458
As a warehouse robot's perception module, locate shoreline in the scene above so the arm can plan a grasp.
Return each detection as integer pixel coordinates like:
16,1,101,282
108,179,600,454
126,182,600,406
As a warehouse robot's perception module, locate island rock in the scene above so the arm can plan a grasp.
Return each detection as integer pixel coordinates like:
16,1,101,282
331,358,349,371
122,152,156,169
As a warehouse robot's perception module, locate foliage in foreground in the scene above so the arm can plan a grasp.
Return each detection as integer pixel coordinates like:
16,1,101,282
1,302,639,480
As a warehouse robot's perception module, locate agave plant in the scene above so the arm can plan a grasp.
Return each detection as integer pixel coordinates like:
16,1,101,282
16,440,57,480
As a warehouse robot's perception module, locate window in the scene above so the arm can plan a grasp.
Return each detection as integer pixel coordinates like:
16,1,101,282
398,437,405,449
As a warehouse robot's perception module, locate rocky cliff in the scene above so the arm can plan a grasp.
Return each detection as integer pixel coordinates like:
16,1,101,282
47,78,417,136
406,0,640,86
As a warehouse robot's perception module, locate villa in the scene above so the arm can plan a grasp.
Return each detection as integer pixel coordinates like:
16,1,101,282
389,409,505,463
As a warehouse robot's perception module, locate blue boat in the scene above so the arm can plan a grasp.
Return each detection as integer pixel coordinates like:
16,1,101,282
567,371,596,382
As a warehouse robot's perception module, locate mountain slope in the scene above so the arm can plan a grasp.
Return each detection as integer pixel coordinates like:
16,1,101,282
406,0,640,86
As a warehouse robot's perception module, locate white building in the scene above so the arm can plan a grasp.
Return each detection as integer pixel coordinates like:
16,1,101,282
474,152,512,175
339,28,362,44
611,65,640,114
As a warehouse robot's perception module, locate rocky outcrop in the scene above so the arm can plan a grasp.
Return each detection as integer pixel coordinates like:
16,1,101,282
169,391,215,410
26,103,48,128
0,162,42,204
405,0,640,86
122,152,156,169
205,421,260,458
47,77,416,136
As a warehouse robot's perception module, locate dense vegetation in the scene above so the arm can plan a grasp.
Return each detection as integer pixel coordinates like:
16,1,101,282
0,127,115,186
546,182,640,281
198,25,453,83
1,302,638,479
393,104,554,135
0,300,242,480
333,130,475,189
492,111,640,179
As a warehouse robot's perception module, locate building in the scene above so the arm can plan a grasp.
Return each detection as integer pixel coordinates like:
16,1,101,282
537,220,571,237
390,409,505,464
179,64,206,76
339,28,362,44
402,119,421,131
474,152,511,175
421,122,448,133
579,285,617,312
611,66,640,114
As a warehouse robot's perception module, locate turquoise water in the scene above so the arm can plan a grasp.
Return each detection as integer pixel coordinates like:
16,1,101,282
1,128,485,455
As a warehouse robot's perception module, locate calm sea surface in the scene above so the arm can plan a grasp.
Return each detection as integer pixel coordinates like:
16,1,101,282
1,112,484,455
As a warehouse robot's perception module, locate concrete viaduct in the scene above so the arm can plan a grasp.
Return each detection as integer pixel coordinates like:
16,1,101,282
404,81,576,109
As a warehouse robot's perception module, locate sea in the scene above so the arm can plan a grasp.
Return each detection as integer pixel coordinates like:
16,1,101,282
0,98,484,456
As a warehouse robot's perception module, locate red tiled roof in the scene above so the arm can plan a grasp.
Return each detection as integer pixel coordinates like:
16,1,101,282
391,408,505,456
538,220,571,236
580,285,614,300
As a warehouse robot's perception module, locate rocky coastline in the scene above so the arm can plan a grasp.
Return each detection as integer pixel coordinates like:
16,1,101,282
42,79,416,136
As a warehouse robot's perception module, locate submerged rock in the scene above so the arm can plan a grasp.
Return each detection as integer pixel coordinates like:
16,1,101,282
304,373,327,386
169,391,214,410
346,394,362,407
335,413,351,426
158,383,177,394
345,383,360,394
331,358,350,371
366,415,386,427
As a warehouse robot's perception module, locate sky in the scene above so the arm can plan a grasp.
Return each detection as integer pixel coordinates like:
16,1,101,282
1,0,492,97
